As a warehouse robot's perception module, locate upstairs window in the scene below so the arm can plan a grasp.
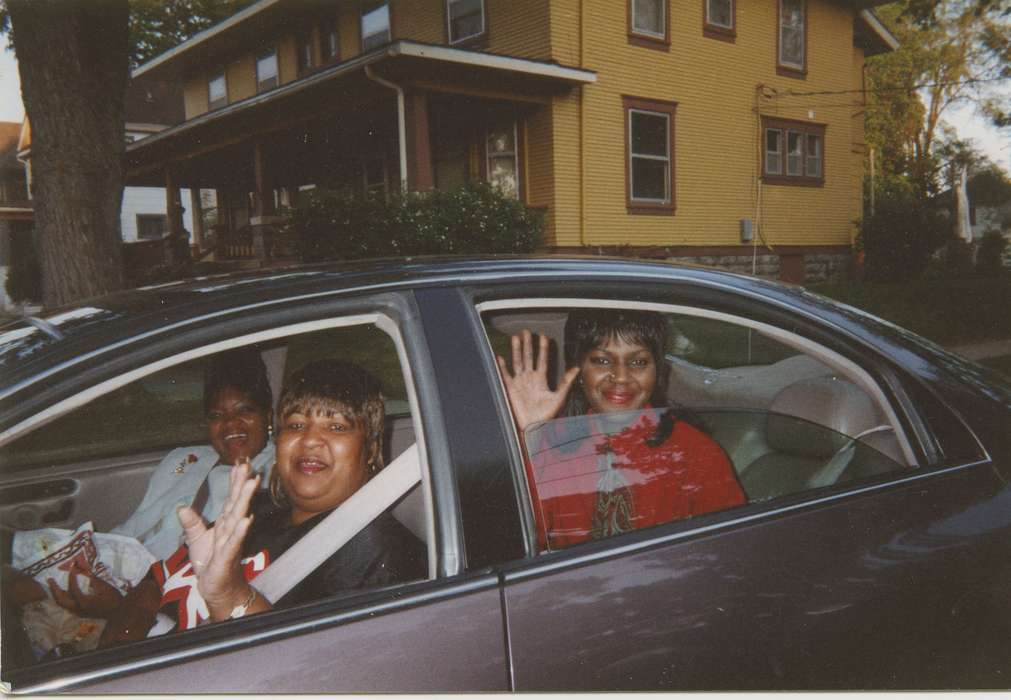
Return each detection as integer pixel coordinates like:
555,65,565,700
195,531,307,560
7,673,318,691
763,117,824,185
704,0,735,40
256,49,279,92
320,18,340,64
624,96,676,214
362,2,391,51
296,31,314,76
447,0,485,44
208,72,227,110
629,0,669,49
778,0,806,76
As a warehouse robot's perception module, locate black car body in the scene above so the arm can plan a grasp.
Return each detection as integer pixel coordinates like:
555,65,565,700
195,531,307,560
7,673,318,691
1,257,1009,692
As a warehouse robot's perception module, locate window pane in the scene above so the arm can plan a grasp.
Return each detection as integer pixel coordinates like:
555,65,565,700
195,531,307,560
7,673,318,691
633,0,664,37
707,0,733,27
487,128,515,156
806,133,822,177
297,34,313,74
362,4,391,50
449,0,484,41
632,156,668,201
256,51,278,90
631,111,668,158
780,0,804,66
765,129,781,175
787,131,802,176
208,74,226,107
489,156,518,198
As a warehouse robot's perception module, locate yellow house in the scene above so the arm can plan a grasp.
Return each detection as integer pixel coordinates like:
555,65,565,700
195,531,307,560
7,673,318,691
126,0,897,282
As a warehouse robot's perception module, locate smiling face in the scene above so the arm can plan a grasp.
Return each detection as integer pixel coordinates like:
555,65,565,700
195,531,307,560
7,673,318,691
275,409,372,525
206,386,270,465
578,334,658,414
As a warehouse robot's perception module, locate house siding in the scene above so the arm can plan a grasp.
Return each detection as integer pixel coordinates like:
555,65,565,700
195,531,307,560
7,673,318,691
120,186,195,244
558,0,860,251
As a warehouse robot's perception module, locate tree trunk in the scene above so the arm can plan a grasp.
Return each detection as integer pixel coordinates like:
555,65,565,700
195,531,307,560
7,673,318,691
7,0,129,308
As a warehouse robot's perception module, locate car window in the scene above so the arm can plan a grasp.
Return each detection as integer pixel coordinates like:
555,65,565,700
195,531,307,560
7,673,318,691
481,302,914,553
0,315,430,671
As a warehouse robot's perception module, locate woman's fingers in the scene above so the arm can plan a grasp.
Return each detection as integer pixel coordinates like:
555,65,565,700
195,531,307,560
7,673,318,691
521,329,533,372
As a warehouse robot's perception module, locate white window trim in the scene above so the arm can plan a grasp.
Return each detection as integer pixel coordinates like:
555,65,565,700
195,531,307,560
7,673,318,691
806,134,822,177
779,0,805,70
786,129,803,176
476,297,917,467
628,108,671,204
706,0,733,29
631,0,666,39
447,0,486,44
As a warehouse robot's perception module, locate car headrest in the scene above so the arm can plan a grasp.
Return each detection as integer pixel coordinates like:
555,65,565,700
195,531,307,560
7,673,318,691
766,376,879,459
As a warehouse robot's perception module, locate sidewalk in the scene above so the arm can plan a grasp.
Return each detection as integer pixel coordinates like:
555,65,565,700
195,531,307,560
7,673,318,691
949,339,1011,361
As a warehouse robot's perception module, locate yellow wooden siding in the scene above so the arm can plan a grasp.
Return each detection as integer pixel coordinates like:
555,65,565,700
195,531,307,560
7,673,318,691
555,0,863,249
548,0,581,67
226,55,256,104
276,35,298,86
484,0,552,59
850,46,867,244
392,0,444,44
525,102,556,238
549,93,584,246
183,76,208,119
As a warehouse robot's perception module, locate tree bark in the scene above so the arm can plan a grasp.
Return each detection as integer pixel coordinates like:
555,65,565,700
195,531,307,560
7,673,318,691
7,0,129,308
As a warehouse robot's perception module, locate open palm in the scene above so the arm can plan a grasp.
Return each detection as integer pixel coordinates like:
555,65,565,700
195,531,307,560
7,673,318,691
496,329,579,432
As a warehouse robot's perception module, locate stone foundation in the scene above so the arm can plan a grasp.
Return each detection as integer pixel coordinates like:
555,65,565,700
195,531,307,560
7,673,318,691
665,251,850,283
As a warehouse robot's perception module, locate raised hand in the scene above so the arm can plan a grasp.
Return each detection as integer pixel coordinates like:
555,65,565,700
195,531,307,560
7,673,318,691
496,329,580,432
176,460,261,622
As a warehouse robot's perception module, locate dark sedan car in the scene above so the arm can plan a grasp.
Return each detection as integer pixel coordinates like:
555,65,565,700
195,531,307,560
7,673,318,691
1,257,1009,692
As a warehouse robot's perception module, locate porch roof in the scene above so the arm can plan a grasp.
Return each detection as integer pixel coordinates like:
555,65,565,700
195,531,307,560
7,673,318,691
125,40,595,185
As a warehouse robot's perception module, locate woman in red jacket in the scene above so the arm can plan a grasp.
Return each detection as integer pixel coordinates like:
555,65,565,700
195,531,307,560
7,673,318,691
496,309,746,551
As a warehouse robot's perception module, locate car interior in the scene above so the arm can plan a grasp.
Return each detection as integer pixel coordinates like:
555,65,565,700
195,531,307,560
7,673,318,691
482,303,912,505
0,317,430,667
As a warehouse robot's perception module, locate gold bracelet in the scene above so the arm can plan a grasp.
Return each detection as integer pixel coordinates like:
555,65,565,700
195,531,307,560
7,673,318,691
228,586,258,619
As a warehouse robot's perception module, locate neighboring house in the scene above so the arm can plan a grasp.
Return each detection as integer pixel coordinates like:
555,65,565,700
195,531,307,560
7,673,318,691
971,200,1011,266
126,0,898,283
18,78,197,276
0,121,33,311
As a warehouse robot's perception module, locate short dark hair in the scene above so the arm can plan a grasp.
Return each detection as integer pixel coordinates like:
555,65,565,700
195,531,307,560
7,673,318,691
562,308,669,416
203,347,273,415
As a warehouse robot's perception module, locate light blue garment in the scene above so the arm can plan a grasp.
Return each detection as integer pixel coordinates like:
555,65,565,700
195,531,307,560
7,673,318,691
110,441,274,559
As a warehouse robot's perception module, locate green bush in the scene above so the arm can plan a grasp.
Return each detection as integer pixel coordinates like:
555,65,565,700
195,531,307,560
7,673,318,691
857,175,949,282
285,183,543,262
976,230,1008,276
5,237,42,304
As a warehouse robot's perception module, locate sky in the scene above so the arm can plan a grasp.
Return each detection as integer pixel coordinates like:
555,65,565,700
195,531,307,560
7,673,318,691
1,34,1008,173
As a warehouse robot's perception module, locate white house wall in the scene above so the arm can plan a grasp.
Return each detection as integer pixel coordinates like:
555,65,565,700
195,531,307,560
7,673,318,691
120,186,194,243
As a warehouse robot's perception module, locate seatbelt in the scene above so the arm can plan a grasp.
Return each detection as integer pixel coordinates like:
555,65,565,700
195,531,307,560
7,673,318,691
253,443,421,604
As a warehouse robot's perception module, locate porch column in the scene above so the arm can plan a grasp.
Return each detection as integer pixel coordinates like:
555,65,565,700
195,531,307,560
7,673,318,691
164,169,187,264
404,90,434,191
189,188,205,253
251,140,271,259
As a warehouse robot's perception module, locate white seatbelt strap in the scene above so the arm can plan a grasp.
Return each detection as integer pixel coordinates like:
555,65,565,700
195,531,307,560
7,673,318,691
253,443,421,604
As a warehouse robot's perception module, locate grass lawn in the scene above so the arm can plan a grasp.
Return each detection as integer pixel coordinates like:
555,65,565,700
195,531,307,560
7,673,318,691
810,273,1011,346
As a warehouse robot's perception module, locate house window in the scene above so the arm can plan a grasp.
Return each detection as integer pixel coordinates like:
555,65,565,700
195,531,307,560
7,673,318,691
704,0,735,40
486,119,519,199
628,0,669,49
136,214,168,241
762,117,824,185
363,156,388,197
208,72,227,110
447,0,485,44
296,31,314,76
624,96,676,214
320,18,340,63
361,3,391,52
778,0,806,75
256,49,279,92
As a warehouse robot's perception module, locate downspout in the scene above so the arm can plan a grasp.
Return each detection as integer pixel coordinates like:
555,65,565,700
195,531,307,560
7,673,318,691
364,64,408,192
578,0,586,247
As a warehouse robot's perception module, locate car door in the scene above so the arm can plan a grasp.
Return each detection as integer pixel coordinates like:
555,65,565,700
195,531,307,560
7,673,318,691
1,289,509,693
463,279,1011,690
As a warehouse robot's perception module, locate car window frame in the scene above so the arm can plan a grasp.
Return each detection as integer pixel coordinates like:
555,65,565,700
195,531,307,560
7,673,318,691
0,292,470,692
473,293,934,561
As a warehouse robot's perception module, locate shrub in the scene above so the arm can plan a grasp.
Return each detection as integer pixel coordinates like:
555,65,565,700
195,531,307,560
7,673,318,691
285,183,543,262
857,175,949,282
976,230,1008,276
